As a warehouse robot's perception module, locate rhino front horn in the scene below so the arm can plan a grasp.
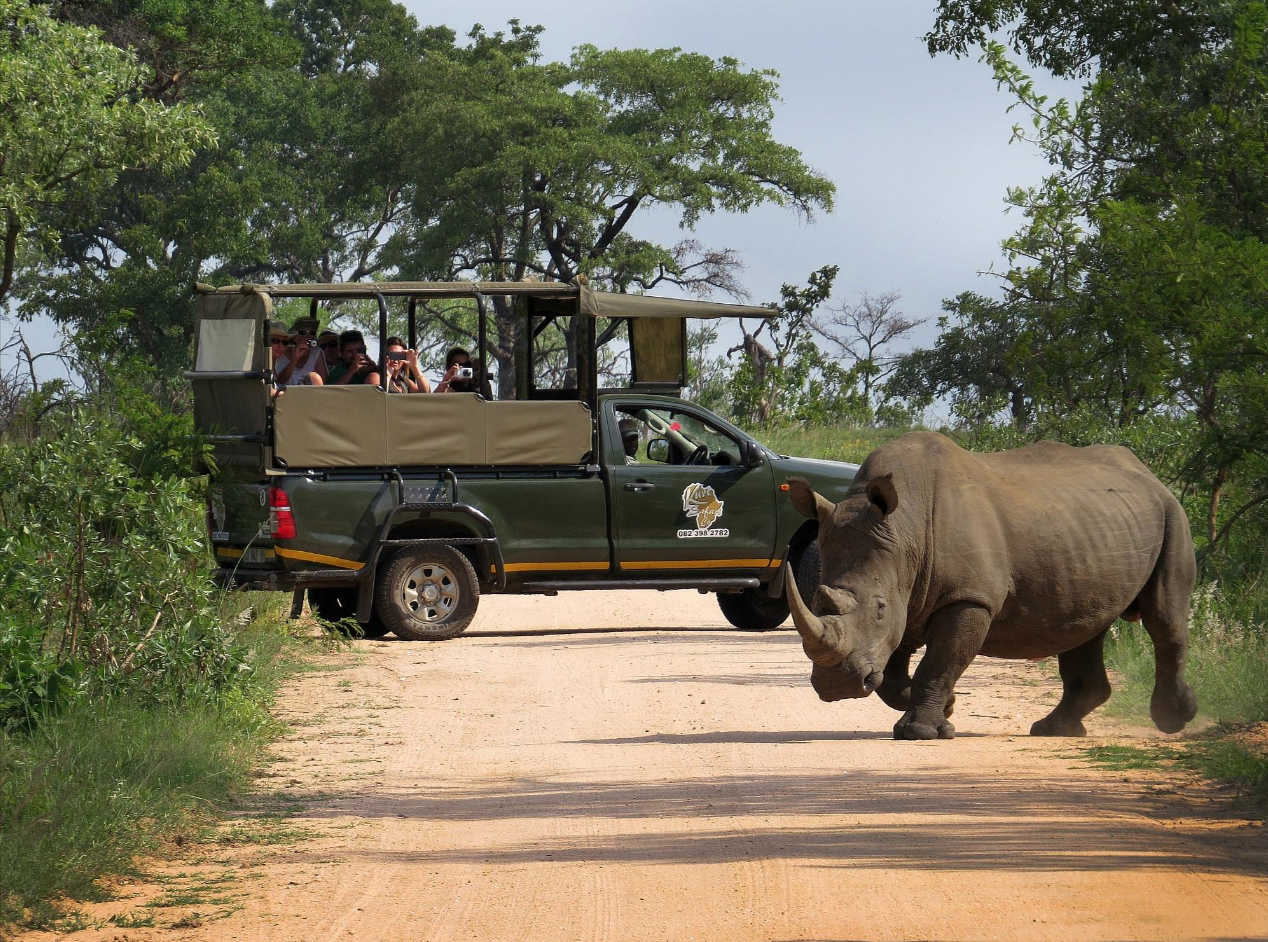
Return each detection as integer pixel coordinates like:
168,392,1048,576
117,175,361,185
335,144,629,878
784,563,826,644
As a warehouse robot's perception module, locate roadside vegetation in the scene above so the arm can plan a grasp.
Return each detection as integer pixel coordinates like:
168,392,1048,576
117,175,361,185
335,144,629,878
0,389,308,931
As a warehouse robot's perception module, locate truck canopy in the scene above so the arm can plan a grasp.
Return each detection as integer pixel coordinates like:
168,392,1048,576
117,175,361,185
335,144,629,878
189,280,770,471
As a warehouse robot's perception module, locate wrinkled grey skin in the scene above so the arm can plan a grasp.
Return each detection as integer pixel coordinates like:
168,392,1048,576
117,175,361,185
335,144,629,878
785,431,1198,741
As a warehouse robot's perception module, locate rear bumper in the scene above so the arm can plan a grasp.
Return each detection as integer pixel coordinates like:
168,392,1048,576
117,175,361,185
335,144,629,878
212,566,295,591
212,566,363,592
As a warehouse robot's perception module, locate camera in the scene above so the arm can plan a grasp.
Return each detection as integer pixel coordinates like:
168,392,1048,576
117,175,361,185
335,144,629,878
386,351,407,361
455,366,474,379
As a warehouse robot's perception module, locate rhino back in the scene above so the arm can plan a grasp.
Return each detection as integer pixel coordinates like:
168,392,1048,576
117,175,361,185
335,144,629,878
861,433,1182,656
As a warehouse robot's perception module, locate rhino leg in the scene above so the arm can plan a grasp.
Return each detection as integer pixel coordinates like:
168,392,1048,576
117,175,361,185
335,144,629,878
894,603,990,741
1031,630,1112,736
1138,517,1199,733
875,644,915,712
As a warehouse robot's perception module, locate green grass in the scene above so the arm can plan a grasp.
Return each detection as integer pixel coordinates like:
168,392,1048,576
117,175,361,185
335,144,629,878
0,604,301,932
1084,743,1175,770
1104,584,1268,725
1100,583,1268,805
747,424,912,464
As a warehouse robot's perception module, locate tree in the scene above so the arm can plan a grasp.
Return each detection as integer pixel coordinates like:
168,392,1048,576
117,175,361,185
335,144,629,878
724,266,869,428
912,1,1268,553
0,0,212,308
382,24,835,396
814,291,927,410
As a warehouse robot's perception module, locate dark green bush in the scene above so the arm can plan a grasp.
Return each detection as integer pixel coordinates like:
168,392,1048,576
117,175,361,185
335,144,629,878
0,406,243,711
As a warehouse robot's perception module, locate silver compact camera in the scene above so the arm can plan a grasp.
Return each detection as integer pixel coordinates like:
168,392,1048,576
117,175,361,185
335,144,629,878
455,366,474,379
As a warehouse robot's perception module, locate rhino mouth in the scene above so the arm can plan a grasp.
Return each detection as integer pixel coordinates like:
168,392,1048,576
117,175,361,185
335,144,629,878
811,664,886,702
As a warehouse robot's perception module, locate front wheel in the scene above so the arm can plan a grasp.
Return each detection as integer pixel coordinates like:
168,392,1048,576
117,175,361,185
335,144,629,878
374,546,479,641
717,588,789,631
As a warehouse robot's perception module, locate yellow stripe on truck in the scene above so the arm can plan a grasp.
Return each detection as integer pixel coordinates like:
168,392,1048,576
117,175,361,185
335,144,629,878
274,547,364,570
215,547,275,560
622,558,776,570
500,561,610,573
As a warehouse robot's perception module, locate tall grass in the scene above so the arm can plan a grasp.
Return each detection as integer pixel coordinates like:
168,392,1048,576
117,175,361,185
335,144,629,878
1104,584,1268,725
750,424,914,464
0,615,293,929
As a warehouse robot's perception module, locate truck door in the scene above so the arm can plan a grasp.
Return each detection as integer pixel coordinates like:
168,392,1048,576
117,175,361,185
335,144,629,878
605,400,778,574
188,288,276,572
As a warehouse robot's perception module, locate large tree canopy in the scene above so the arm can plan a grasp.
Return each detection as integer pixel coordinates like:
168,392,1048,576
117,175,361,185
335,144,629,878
16,3,834,394
0,0,211,308
901,0,1268,554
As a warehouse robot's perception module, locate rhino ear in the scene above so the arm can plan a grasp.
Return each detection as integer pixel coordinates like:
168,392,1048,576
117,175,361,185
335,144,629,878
866,473,898,518
787,476,835,521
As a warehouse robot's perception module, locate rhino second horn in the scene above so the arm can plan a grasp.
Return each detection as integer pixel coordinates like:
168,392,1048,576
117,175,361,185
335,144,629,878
784,563,826,643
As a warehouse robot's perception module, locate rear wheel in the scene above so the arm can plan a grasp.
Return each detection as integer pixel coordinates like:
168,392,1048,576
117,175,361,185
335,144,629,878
717,588,789,631
374,545,479,641
307,587,389,638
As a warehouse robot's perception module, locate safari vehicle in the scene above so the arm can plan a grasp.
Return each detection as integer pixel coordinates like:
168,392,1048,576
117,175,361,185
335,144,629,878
192,280,859,640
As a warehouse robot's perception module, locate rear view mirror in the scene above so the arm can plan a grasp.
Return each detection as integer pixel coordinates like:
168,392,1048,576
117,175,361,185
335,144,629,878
646,438,671,463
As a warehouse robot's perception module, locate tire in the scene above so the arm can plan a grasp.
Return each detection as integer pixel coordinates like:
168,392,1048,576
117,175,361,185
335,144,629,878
307,587,389,638
791,539,821,604
374,545,479,641
717,588,790,631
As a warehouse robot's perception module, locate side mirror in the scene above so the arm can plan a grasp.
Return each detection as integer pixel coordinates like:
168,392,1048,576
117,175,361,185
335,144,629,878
646,438,671,463
739,439,764,468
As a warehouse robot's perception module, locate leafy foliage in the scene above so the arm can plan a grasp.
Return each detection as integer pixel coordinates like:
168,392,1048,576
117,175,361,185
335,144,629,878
0,0,213,306
898,1,1268,555
0,402,240,730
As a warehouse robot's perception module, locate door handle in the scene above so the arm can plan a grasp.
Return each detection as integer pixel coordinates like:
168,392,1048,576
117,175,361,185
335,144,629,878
624,481,655,492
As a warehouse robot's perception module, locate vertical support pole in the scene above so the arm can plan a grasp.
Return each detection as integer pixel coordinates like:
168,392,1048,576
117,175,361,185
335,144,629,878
373,289,389,391
408,297,417,351
475,291,488,398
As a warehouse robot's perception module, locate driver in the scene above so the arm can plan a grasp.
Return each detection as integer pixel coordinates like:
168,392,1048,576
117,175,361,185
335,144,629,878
618,418,640,462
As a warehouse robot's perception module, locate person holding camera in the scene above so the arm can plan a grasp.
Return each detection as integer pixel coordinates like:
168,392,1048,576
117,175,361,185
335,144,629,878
328,330,380,386
275,317,327,388
435,347,476,393
382,337,431,393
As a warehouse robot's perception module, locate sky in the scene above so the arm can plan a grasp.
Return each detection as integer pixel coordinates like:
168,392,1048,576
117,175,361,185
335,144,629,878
406,0,1073,350
7,0,1076,383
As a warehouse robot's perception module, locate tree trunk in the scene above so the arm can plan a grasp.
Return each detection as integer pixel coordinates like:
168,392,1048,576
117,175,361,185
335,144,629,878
1207,466,1228,545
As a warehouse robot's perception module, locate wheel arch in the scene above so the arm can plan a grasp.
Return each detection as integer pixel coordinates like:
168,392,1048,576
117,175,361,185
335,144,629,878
765,519,819,598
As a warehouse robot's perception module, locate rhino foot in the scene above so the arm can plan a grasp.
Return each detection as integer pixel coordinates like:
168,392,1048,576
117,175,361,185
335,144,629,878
894,715,955,740
1030,715,1087,737
1151,684,1198,734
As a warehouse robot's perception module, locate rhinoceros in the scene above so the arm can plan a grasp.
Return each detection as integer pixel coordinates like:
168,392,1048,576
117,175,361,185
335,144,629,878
784,431,1198,740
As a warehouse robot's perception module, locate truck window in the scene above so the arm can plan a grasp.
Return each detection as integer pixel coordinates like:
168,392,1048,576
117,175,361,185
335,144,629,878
615,406,742,466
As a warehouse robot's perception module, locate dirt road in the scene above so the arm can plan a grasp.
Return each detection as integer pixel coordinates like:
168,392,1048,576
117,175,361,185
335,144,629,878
61,591,1268,942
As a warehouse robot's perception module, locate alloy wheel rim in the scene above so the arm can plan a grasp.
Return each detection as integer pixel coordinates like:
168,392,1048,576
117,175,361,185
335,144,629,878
401,561,459,622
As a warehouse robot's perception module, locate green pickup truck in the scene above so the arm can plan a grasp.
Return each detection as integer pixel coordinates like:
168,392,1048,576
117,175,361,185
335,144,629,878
193,280,858,640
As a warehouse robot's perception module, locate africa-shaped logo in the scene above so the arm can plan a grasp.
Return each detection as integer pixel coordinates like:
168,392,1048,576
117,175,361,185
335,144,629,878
681,483,724,530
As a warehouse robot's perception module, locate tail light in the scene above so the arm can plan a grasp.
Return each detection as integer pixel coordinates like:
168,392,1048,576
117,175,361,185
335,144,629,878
269,485,296,539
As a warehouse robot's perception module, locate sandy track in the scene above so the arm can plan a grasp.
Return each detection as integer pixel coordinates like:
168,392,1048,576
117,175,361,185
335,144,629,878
51,591,1268,942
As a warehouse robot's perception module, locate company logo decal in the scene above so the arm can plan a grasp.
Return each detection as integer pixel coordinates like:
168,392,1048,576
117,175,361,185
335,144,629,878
210,487,229,542
678,483,729,539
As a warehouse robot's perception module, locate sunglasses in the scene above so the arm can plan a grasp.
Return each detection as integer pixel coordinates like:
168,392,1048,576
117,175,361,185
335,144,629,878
319,340,339,350
295,330,315,336
270,338,288,344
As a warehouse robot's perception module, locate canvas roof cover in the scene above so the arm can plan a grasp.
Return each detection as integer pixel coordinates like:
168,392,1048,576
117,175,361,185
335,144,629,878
197,281,771,320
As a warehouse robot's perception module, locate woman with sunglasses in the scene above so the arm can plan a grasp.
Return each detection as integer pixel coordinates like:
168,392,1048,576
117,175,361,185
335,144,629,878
274,317,327,388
